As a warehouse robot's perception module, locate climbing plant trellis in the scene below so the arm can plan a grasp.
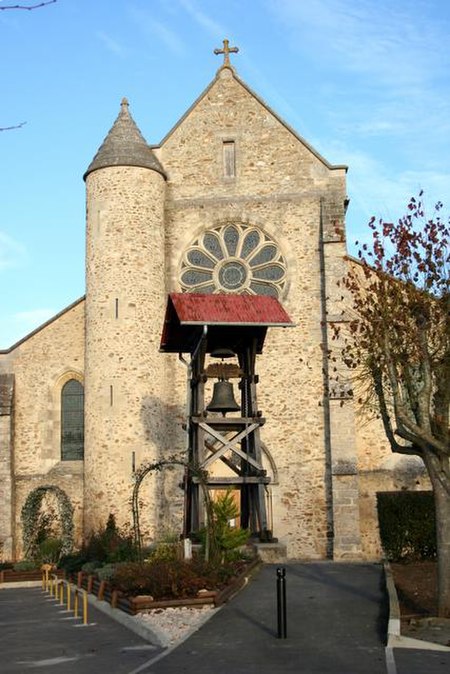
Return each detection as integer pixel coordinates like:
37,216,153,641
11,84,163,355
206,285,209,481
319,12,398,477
21,485,74,559
131,457,218,561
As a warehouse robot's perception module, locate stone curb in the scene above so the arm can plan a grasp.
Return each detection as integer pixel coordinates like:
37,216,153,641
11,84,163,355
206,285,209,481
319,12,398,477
0,580,42,589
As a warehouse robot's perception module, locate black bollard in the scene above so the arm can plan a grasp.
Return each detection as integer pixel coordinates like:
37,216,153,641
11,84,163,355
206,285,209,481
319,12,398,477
276,566,287,638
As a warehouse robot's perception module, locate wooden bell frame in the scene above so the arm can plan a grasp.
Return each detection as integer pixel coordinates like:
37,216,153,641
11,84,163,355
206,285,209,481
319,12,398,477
160,294,293,543
184,329,272,541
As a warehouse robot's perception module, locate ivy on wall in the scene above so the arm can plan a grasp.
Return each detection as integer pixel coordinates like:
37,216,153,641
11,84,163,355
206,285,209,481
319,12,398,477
21,485,74,559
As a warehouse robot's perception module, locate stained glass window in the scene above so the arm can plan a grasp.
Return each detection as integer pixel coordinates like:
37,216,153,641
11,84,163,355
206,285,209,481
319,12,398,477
61,379,84,461
179,223,287,298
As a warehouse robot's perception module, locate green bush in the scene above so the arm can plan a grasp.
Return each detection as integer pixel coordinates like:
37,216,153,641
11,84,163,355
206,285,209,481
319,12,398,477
110,555,251,599
37,538,63,565
377,490,436,561
59,552,87,574
111,558,216,599
96,563,117,581
147,542,179,562
82,514,137,564
81,561,101,574
13,560,37,571
201,490,250,563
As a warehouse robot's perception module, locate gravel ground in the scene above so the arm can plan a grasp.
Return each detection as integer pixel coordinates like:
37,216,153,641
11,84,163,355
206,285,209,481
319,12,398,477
135,605,218,647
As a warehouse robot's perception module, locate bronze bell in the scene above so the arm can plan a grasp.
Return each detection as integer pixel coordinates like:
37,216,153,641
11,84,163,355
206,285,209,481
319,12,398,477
206,379,240,416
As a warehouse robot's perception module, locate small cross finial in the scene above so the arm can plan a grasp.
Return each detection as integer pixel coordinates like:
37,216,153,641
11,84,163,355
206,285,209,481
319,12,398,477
214,39,239,67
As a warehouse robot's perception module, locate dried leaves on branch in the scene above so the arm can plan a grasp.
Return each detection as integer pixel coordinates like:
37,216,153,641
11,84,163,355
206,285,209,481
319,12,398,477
338,194,449,463
335,193,449,616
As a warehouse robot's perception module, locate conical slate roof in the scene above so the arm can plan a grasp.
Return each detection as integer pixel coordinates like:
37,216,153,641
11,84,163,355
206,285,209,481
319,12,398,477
83,98,166,180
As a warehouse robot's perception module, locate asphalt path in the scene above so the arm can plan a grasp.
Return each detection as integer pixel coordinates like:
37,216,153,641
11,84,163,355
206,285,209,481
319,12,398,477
2,563,450,673
0,586,163,673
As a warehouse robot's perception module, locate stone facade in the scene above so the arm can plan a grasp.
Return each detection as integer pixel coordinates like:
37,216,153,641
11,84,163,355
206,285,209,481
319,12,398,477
0,61,427,562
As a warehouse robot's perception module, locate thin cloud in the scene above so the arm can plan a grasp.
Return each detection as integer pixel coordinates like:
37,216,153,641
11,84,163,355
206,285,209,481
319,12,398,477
0,232,26,271
267,0,449,88
178,0,226,38
13,308,55,325
0,308,56,349
334,144,450,244
96,31,127,57
128,7,185,56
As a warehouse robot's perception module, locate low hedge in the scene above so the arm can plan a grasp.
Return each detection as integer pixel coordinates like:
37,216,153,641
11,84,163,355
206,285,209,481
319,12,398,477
377,490,436,561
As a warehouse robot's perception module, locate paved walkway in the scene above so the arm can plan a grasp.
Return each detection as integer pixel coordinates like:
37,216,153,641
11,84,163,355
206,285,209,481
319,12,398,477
2,562,450,673
151,562,389,674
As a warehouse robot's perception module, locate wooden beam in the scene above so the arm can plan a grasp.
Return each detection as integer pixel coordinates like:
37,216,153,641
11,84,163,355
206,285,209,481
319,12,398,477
192,476,271,485
199,422,263,471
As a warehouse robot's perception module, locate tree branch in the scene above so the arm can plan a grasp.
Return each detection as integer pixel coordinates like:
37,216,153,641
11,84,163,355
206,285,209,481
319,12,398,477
0,122,27,131
0,1,56,9
371,362,415,455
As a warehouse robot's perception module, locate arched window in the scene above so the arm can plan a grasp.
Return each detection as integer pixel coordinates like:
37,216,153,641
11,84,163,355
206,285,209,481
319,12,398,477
61,379,84,461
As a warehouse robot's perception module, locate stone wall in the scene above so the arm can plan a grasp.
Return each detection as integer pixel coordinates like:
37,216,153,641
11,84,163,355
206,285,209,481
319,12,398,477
0,300,85,558
0,374,14,559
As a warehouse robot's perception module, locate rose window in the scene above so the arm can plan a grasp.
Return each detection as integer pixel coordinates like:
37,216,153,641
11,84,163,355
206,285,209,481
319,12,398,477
179,224,287,298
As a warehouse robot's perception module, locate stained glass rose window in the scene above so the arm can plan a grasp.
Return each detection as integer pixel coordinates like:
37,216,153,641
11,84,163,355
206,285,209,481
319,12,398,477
179,224,287,298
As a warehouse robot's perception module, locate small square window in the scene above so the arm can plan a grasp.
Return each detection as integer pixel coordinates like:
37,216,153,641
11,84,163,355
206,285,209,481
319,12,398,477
223,141,236,178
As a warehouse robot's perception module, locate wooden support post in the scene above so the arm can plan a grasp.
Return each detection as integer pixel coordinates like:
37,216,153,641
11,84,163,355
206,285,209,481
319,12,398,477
98,580,106,601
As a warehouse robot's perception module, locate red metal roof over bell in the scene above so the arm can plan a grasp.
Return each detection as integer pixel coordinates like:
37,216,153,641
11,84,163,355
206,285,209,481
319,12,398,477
160,293,293,353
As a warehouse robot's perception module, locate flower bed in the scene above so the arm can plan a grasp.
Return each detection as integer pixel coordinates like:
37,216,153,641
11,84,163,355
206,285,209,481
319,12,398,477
71,557,260,615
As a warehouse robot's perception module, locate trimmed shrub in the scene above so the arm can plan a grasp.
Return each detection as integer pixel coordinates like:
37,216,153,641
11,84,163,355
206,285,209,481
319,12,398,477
377,491,436,561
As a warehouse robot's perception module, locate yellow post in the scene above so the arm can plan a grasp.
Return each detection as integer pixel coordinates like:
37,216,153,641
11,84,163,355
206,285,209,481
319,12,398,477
82,590,88,625
59,582,64,605
53,575,59,599
74,589,79,618
66,582,71,612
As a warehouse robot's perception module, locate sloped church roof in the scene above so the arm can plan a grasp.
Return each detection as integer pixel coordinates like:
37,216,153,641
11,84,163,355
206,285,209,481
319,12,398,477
83,98,166,180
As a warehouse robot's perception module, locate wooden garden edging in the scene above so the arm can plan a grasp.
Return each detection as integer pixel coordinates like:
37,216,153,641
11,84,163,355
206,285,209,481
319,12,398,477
0,568,64,584
71,557,261,616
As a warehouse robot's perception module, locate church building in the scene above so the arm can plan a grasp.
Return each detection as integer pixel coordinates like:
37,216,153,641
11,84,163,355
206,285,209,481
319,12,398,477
0,43,427,563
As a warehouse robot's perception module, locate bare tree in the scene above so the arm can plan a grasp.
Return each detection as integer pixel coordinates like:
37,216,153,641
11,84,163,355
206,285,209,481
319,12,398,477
1,0,57,131
0,2,56,10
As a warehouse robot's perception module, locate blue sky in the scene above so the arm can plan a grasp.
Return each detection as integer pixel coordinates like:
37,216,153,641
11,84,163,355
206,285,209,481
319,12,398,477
1,0,449,349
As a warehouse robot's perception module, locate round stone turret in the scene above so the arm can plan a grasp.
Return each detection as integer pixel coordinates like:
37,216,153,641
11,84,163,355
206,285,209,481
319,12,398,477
83,99,167,536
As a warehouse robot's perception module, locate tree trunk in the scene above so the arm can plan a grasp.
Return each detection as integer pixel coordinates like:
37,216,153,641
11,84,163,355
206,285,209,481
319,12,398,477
425,455,450,618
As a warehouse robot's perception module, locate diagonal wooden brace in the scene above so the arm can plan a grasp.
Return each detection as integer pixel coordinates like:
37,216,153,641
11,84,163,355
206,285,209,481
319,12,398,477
199,421,262,471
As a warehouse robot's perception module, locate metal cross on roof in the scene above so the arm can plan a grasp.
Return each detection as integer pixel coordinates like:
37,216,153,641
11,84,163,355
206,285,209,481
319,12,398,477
214,39,239,66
